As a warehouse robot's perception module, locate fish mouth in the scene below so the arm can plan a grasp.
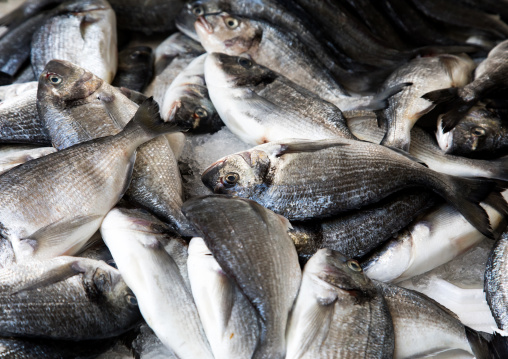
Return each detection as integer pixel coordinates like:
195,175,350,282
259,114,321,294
195,16,213,34
201,159,225,191
436,116,454,153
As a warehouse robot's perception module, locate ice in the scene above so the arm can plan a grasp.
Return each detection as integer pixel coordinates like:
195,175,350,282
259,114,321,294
132,324,177,359
179,127,251,199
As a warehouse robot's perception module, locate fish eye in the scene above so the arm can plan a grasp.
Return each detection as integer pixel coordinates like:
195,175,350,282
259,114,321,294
224,16,239,29
224,172,239,185
126,295,138,306
47,74,62,85
238,57,252,69
347,260,362,272
194,107,208,118
191,4,204,16
471,127,486,137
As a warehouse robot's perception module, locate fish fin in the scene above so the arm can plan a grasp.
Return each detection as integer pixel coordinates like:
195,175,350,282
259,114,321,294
10,260,86,295
23,215,103,257
117,87,148,105
465,327,508,359
274,140,349,157
386,146,428,167
375,110,388,130
491,156,508,182
366,82,412,111
422,87,459,104
421,88,475,132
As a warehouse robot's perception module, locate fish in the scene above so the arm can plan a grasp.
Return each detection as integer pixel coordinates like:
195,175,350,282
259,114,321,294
37,60,193,236
0,86,50,144
436,104,508,159
0,97,181,261
0,145,56,175
31,0,117,83
348,114,508,181
286,249,394,359
182,195,301,359
0,256,140,339
201,138,506,238
424,40,508,132
377,53,475,151
112,46,154,93
289,189,437,261
203,52,359,145
101,207,214,359
0,81,37,101
375,280,498,358
161,53,224,134
485,230,508,331
187,237,259,359
363,197,506,283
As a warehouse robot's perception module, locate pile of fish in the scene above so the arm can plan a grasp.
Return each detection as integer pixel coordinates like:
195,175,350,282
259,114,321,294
0,0,508,357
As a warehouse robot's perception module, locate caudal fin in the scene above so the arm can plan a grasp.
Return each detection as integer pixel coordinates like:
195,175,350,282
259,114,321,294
466,327,508,359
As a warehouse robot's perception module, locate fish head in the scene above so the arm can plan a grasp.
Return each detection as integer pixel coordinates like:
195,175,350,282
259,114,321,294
194,12,261,55
306,249,375,303
441,105,505,157
38,60,103,103
170,91,223,133
176,0,222,41
201,149,271,197
205,52,275,89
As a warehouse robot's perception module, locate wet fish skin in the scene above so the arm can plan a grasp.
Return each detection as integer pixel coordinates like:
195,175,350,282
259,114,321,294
485,231,508,331
0,98,180,261
182,195,301,359
201,138,502,238
378,53,475,151
161,54,224,134
187,237,259,359
436,104,508,159
0,146,56,175
0,256,141,340
286,249,394,359
204,52,356,144
101,207,214,359
112,46,154,93
38,60,192,236
31,0,117,83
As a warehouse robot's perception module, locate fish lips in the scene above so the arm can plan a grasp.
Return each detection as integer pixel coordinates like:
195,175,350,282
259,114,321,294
201,159,226,192
195,15,214,34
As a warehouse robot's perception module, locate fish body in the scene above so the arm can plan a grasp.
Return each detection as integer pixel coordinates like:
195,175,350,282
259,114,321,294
0,256,140,339
204,52,355,144
31,0,117,83
0,146,56,175
485,231,508,330
112,46,154,93
101,207,213,359
187,237,259,359
202,138,503,238
182,195,301,359
378,54,474,151
161,54,223,134
286,249,394,359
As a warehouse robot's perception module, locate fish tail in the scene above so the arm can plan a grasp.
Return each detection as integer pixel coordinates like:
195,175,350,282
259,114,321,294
491,156,508,182
367,82,412,111
466,327,508,359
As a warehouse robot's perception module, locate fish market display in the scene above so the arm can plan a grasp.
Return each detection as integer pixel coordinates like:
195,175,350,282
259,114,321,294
0,0,508,357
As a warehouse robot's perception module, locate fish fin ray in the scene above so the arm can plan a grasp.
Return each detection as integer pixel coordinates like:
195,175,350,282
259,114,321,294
465,327,508,359
275,140,350,157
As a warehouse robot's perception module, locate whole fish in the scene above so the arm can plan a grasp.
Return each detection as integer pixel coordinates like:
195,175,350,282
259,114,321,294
0,97,181,261
375,280,497,358
112,46,154,93
0,256,140,339
485,230,508,330
348,114,508,181
286,249,394,359
201,138,505,238
424,40,508,132
187,237,259,359
182,195,301,359
204,52,362,145
377,54,475,151
161,54,223,134
436,104,508,159
0,86,50,144
31,0,117,83
289,189,437,260
101,207,214,359
37,60,192,236
364,198,506,283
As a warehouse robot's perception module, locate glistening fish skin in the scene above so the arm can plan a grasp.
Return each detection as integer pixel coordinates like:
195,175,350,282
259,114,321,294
485,231,508,331
101,207,214,359
31,0,117,83
0,256,140,339
286,249,394,359
112,46,154,93
182,195,302,359
0,98,180,261
201,139,504,238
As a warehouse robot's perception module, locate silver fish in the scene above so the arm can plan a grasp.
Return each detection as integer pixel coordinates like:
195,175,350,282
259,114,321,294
485,230,508,331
